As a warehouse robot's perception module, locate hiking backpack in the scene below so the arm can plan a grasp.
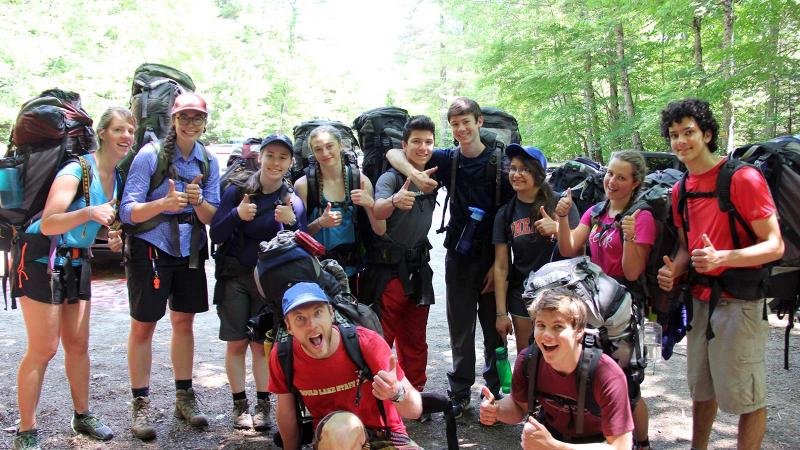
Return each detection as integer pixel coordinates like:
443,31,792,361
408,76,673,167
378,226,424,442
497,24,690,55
218,137,262,197
129,63,195,152
290,119,359,182
588,167,684,319
352,106,410,187
522,256,647,381
0,89,97,306
547,158,606,216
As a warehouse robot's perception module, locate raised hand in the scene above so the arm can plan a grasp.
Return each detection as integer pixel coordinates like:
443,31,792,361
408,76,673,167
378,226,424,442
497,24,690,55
274,198,296,225
317,202,342,228
372,355,400,401
108,228,123,253
411,166,439,193
186,175,204,205
89,198,117,226
692,233,723,273
657,255,676,291
236,193,257,221
479,386,499,426
392,177,416,210
534,206,558,237
554,188,573,218
621,209,640,242
521,416,556,449
161,179,189,212
350,179,375,209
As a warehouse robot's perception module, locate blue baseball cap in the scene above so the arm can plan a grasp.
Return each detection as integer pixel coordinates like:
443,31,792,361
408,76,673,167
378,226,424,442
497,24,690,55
282,282,329,315
261,134,294,153
506,144,547,171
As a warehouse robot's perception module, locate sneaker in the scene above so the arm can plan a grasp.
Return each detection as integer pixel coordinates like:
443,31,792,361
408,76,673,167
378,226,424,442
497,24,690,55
252,396,271,431
416,412,432,423
71,411,113,441
131,396,156,440
451,395,472,419
232,398,253,430
175,387,209,427
12,429,40,450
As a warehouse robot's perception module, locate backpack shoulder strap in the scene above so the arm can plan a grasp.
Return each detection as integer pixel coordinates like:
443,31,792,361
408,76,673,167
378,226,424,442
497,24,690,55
276,334,297,396
197,142,211,181
437,150,459,234
525,343,541,415
716,158,757,248
574,346,602,435
337,323,390,436
149,141,169,196
75,156,92,207
306,163,320,215
485,143,504,207
589,200,608,227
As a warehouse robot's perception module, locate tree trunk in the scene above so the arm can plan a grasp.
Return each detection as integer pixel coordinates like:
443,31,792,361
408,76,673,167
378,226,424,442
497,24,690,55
278,0,298,134
693,14,705,87
438,14,449,144
763,19,779,138
721,0,735,152
606,50,622,150
615,23,643,151
583,52,602,163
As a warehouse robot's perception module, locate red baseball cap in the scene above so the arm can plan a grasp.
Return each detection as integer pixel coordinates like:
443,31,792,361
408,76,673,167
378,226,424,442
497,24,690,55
172,92,209,115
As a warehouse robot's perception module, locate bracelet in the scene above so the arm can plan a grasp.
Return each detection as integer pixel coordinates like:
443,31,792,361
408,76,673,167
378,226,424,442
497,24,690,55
496,312,507,317
624,235,636,242
391,193,397,207
557,212,568,217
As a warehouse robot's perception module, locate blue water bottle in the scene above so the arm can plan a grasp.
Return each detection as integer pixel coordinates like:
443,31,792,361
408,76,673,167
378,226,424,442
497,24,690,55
0,166,23,209
455,206,485,256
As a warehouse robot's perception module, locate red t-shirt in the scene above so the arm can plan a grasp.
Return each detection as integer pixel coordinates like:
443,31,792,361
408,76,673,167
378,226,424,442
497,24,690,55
580,207,656,278
511,347,633,440
268,326,407,435
671,159,776,300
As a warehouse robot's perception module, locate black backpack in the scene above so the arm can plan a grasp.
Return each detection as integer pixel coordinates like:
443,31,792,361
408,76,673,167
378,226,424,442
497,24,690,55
474,106,521,148
290,119,359,182
218,137,262,198
547,158,606,216
588,167,684,319
1,89,97,306
129,63,195,152
352,106,410,187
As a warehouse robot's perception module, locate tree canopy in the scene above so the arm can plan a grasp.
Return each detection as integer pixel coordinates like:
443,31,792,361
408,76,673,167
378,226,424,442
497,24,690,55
1,0,797,161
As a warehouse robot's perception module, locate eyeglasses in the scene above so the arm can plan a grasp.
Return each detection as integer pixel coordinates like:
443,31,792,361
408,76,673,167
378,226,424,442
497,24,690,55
509,166,532,175
175,115,207,126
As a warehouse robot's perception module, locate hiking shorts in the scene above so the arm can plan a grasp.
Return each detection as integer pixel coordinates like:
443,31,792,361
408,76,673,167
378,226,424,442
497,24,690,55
216,271,269,342
686,297,768,415
507,283,530,318
13,258,91,305
125,237,208,322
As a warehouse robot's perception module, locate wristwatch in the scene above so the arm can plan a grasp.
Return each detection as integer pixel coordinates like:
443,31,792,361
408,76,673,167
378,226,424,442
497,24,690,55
391,383,406,403
196,193,205,206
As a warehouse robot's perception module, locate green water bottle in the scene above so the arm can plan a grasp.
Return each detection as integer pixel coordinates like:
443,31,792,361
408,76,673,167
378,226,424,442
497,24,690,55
495,347,513,394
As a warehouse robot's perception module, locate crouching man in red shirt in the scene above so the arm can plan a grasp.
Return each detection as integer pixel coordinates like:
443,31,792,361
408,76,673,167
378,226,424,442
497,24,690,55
268,282,423,449
479,287,634,449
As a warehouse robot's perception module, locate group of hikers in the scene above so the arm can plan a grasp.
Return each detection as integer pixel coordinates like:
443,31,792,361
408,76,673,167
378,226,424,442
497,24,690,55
8,93,782,450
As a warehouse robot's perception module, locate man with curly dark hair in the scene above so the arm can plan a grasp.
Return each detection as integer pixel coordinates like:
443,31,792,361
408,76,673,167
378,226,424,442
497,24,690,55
656,98,783,450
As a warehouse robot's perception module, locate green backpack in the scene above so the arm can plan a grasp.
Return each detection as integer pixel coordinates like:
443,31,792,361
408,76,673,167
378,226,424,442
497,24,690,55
129,63,195,152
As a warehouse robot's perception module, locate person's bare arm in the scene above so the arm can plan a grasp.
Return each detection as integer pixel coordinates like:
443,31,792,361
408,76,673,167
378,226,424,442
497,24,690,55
275,394,300,450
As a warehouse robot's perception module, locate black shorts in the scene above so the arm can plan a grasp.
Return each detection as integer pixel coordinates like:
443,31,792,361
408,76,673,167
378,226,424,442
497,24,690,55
216,270,269,342
507,283,529,318
125,237,208,322
11,233,91,304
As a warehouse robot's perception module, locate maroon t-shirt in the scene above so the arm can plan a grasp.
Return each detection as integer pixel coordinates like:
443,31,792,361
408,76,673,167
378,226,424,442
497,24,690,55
269,326,407,435
511,347,633,440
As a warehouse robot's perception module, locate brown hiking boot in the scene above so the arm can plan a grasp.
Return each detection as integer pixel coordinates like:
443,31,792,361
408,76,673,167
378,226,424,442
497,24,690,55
232,398,253,430
252,396,271,431
131,396,156,440
174,388,208,427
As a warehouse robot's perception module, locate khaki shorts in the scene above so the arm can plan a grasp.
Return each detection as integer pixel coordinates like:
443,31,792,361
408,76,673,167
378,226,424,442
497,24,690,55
686,297,768,415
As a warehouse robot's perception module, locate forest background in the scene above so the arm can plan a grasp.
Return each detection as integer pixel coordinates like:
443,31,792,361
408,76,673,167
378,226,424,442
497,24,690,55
1,0,798,163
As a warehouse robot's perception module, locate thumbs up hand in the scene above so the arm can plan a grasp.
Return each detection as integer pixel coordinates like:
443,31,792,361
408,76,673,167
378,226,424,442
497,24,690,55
554,188,573,218
534,206,558,237
162,179,189,212
621,209,640,243
318,202,341,228
692,233,724,273
521,416,555,449
108,228,123,253
236,193,257,222
410,166,439,193
274,198,297,225
186,175,204,206
372,354,401,401
89,198,118,226
392,177,416,210
479,386,499,425
657,255,677,291
350,178,375,209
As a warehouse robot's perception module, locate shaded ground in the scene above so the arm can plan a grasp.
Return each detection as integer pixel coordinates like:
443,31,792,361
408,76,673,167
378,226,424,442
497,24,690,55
0,196,798,449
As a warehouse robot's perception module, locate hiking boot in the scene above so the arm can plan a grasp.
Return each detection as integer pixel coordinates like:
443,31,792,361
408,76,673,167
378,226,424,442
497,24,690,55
451,395,472,419
252,396,271,431
131,396,156,440
12,429,40,450
175,387,208,427
71,411,113,441
416,412,432,423
232,398,253,430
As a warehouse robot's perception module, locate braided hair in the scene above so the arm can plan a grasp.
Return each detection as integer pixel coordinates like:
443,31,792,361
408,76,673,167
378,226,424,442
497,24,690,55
161,126,179,180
